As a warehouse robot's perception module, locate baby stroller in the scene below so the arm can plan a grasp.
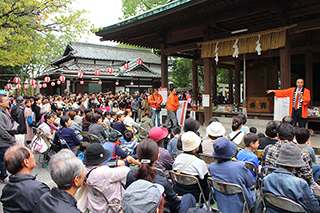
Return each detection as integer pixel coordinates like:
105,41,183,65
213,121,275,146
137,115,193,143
30,127,56,168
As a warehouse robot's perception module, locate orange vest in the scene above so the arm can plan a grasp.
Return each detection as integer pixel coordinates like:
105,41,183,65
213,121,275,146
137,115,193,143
276,87,310,118
148,93,163,109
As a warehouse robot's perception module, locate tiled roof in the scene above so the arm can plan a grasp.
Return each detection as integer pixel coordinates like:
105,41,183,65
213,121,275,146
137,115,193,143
116,58,161,78
55,42,161,65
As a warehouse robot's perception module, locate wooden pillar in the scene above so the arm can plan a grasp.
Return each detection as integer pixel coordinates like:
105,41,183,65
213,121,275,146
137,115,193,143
191,61,198,102
228,68,233,104
160,41,168,88
305,50,313,106
204,58,212,125
235,59,240,105
280,31,291,89
212,65,217,100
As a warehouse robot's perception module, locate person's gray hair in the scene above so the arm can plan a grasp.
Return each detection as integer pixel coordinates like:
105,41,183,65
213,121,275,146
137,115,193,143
49,149,83,190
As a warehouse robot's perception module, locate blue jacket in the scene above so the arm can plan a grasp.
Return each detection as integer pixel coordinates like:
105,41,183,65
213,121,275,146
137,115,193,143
208,160,255,213
261,168,319,213
53,128,80,150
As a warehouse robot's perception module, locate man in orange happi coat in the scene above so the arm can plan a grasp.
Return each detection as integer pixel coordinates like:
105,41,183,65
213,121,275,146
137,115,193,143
164,88,179,128
267,79,310,127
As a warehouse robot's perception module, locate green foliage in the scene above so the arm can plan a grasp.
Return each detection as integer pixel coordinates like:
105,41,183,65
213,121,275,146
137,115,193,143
0,0,94,67
217,68,228,84
170,58,192,88
121,0,168,19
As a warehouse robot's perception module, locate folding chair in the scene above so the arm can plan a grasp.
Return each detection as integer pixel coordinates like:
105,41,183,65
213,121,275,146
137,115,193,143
86,133,101,144
207,177,250,213
312,188,320,200
169,170,210,210
80,131,89,138
85,183,121,213
254,150,264,159
110,128,122,137
154,167,165,177
260,166,277,179
262,193,306,213
313,147,320,155
199,154,217,164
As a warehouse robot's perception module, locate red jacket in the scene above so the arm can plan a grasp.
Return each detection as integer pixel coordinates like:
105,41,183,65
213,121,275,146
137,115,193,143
166,93,179,112
276,87,310,118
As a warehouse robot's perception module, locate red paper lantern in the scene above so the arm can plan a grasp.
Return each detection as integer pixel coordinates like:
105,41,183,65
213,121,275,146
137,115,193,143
108,67,113,73
38,84,42,89
95,70,100,76
130,81,134,86
15,84,21,89
6,83,12,89
80,80,84,85
13,77,20,84
138,59,143,65
124,63,129,69
29,79,36,85
51,82,55,86
59,76,65,83
24,85,28,89
44,76,50,83
57,80,61,85
98,80,102,85
115,81,119,86
77,72,83,78
43,83,47,88
32,84,37,89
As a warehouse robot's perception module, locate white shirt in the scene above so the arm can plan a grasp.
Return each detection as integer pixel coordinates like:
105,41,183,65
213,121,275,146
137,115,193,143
173,153,208,179
229,130,245,149
38,122,51,136
123,116,139,127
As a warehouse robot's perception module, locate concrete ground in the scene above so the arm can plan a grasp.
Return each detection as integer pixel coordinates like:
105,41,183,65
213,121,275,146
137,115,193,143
0,117,319,212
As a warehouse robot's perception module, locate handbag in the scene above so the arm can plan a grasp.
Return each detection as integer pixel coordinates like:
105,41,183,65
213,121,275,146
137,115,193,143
153,94,161,112
53,128,65,152
27,116,33,126
8,120,20,135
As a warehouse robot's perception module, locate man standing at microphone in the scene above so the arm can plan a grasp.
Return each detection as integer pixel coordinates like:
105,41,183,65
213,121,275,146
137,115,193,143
267,79,310,127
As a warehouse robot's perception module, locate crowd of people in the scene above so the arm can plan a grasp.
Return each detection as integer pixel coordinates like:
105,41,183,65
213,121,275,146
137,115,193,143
0,89,319,213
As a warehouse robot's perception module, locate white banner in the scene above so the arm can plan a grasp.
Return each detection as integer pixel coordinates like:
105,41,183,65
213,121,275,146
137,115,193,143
274,97,290,121
177,101,188,126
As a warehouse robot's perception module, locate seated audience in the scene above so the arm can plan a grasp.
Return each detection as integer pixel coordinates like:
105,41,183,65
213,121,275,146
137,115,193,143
208,137,255,213
103,132,140,167
258,121,278,150
249,127,257,134
238,113,249,133
112,113,127,135
1,145,50,212
264,123,320,189
149,127,173,177
124,109,139,127
84,143,130,213
202,121,226,156
81,112,93,132
53,116,80,152
167,126,182,159
260,143,319,213
33,149,84,213
88,114,107,144
140,110,154,139
228,117,245,149
184,118,203,154
296,128,320,182
282,115,293,125
126,139,195,213
38,113,55,140
68,111,83,141
77,142,90,162
236,133,259,178
121,129,138,156
173,131,210,202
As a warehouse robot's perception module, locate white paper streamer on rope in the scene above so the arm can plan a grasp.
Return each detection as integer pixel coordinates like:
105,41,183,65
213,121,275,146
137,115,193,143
255,35,261,55
215,42,219,64
232,39,239,58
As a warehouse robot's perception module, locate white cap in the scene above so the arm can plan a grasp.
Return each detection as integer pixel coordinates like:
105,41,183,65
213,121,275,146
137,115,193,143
182,131,201,152
206,122,226,137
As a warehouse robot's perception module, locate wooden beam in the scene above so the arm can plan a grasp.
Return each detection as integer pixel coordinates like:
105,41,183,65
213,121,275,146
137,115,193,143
228,68,234,104
160,41,168,88
204,58,212,125
191,60,198,102
169,53,194,59
290,18,320,34
280,30,291,89
165,42,199,55
288,4,320,18
212,65,217,100
235,59,241,105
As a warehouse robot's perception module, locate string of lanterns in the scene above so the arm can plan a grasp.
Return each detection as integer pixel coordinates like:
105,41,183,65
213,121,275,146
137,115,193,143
5,59,144,90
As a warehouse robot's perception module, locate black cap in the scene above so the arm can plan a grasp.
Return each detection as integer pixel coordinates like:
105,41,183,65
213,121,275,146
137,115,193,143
83,143,110,166
109,132,119,142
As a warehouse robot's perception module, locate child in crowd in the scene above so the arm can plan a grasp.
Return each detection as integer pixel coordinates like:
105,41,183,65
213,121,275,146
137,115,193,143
103,132,140,167
77,142,90,162
249,127,257,134
236,133,259,178
110,111,116,122
167,126,181,159
296,128,320,182
103,111,111,128
121,130,138,157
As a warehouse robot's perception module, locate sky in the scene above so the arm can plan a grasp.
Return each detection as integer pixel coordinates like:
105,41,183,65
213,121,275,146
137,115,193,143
72,0,123,46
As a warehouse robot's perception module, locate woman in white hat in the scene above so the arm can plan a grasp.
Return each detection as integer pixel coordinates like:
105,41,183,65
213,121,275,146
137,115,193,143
202,122,226,156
